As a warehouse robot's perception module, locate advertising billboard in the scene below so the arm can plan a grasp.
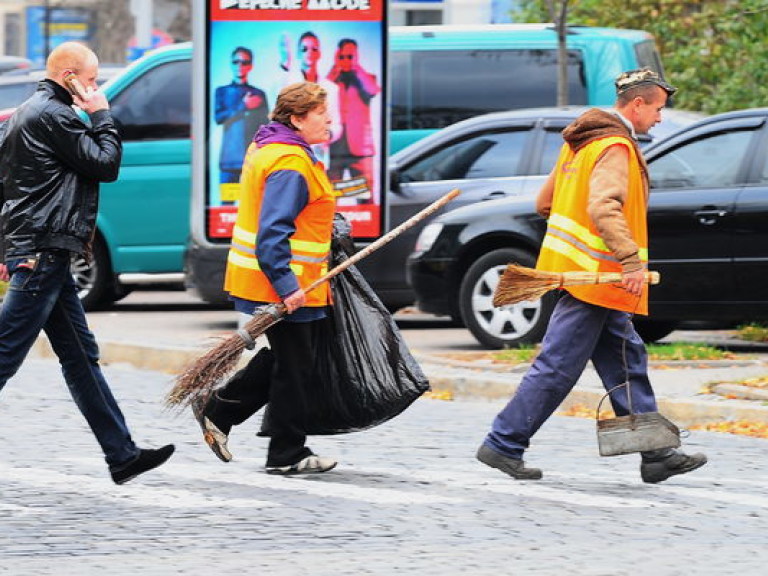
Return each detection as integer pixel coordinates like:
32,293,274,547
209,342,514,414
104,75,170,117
204,0,388,242
26,7,91,66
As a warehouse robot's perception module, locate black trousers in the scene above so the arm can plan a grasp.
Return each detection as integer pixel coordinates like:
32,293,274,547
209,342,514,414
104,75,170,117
206,319,324,467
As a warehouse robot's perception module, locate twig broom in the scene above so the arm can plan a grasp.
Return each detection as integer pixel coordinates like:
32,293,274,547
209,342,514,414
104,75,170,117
165,188,461,410
492,264,660,307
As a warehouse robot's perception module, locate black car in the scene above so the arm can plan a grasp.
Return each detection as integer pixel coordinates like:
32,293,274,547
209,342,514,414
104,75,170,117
354,106,700,312
407,108,768,348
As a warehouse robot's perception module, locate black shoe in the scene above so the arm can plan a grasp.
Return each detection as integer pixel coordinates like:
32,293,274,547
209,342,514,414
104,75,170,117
476,444,542,480
111,445,175,485
640,449,707,484
192,396,232,463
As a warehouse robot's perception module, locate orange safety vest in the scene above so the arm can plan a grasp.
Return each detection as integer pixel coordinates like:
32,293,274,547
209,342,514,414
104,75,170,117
536,136,649,315
224,142,336,306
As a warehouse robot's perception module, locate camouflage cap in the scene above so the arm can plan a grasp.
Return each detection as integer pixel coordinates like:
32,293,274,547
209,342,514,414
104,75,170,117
615,67,677,96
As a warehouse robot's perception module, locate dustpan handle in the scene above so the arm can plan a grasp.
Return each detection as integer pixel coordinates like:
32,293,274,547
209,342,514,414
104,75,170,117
595,382,636,422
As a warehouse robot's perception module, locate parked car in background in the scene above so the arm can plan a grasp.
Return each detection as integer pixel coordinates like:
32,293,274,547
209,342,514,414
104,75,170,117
0,55,32,75
407,108,768,348
352,106,702,312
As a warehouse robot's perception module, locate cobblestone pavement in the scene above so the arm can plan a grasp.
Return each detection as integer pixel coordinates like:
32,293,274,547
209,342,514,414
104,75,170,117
2,359,768,575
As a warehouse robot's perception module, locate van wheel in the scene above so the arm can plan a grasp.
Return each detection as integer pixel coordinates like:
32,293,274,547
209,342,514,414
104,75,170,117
459,248,555,349
70,237,114,311
633,319,677,343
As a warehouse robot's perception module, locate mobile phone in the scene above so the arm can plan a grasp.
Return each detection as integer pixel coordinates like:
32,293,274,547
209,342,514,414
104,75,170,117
62,70,88,100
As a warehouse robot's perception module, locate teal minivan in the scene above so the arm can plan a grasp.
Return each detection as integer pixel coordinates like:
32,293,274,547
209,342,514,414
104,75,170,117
389,24,665,152
63,25,667,308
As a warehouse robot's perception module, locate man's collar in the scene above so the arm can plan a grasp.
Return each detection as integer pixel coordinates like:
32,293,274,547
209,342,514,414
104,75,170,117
612,110,637,140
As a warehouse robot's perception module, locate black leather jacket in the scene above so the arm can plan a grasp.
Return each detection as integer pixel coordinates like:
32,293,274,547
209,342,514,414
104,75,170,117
0,80,122,261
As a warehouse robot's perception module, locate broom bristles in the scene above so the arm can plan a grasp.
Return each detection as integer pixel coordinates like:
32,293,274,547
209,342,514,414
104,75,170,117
493,264,659,307
165,304,286,410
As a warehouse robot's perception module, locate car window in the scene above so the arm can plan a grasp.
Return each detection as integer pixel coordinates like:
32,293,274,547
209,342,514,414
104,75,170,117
400,130,529,182
758,148,768,185
0,81,37,109
539,129,565,174
110,60,191,141
650,128,755,189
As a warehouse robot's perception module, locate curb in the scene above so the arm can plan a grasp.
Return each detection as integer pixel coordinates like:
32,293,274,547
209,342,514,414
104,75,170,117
420,360,768,428
28,336,768,427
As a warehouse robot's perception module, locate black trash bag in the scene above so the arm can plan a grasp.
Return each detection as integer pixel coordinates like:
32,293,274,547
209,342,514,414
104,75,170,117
259,213,430,435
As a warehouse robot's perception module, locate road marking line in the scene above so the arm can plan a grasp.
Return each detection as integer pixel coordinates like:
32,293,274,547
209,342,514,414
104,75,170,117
164,461,466,505
0,462,277,509
362,466,665,508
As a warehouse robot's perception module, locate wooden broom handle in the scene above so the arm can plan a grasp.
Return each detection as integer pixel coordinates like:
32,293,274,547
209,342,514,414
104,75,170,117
589,271,660,285
303,188,461,294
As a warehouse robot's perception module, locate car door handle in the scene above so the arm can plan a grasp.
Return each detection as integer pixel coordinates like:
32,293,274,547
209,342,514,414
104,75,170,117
482,191,508,201
694,209,727,226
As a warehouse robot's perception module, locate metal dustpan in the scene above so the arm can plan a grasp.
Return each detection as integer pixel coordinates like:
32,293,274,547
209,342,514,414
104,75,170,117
596,383,680,457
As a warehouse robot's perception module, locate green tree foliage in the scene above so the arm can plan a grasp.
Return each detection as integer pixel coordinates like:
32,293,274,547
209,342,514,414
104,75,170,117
516,0,768,114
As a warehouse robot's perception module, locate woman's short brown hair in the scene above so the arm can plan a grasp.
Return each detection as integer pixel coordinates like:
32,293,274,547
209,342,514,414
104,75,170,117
270,82,327,129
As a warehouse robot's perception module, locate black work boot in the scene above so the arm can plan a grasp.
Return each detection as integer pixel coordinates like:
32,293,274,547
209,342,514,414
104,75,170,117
640,448,707,484
476,444,543,480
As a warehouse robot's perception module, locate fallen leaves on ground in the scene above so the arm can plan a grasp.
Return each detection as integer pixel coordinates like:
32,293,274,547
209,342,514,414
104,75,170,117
699,376,768,396
689,420,768,438
432,350,538,366
557,404,614,420
733,376,768,389
559,404,768,438
423,389,454,401
645,345,742,362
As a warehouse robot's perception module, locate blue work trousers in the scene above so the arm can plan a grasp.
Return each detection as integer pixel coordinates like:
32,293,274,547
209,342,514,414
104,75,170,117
0,251,138,468
485,293,658,459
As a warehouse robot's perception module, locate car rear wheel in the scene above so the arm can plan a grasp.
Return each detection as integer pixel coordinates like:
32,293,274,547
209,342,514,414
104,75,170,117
458,248,556,349
70,237,115,311
633,319,677,343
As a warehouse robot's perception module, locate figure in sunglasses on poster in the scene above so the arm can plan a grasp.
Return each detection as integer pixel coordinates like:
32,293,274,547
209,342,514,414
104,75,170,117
278,31,341,166
326,38,381,204
215,46,269,204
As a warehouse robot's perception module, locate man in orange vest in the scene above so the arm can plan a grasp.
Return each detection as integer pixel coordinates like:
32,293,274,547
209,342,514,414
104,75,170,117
476,69,707,484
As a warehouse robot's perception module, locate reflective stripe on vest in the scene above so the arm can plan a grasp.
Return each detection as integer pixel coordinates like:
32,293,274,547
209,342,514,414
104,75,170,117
542,213,649,271
229,224,331,270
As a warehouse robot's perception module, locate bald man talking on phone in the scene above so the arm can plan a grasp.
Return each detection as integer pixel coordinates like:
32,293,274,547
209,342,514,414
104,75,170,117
0,42,175,485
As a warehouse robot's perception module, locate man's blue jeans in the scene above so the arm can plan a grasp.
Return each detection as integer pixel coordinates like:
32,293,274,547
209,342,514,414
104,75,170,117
485,293,658,459
0,251,138,468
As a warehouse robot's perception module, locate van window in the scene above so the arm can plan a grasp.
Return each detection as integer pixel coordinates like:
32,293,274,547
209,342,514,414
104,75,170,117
111,60,191,141
391,49,587,131
400,129,529,182
634,40,664,76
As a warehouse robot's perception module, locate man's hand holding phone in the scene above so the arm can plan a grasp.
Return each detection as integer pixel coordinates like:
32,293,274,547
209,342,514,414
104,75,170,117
63,70,108,115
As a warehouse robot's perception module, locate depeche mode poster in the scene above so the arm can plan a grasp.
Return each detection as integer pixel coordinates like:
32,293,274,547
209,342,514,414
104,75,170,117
202,0,388,242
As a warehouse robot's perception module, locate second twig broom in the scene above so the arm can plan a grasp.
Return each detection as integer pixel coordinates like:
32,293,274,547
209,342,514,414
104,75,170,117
492,264,660,307
166,188,462,410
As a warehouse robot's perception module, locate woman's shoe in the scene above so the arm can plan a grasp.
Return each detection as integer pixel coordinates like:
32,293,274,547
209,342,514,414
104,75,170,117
265,454,337,475
192,398,232,462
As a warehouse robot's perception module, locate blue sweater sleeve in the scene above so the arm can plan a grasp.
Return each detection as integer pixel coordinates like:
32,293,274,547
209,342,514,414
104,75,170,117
256,169,309,298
